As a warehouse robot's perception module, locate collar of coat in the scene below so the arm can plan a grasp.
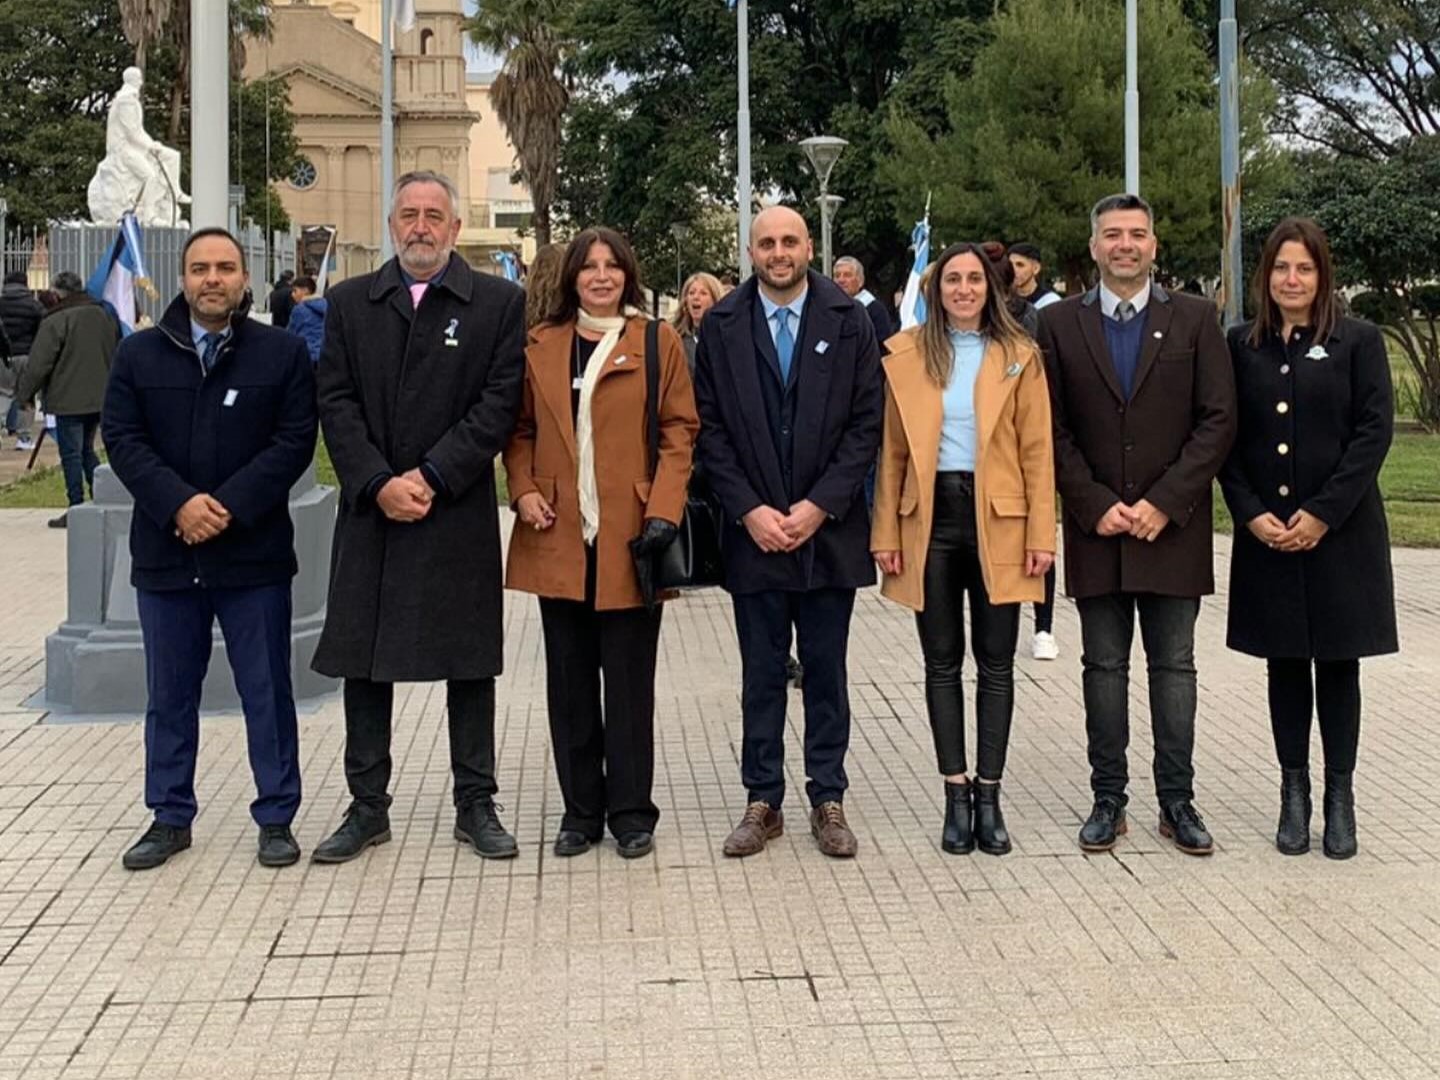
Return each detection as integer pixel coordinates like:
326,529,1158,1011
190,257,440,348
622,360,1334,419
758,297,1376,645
707,270,856,326
157,291,255,350
368,252,473,305
1080,279,1170,308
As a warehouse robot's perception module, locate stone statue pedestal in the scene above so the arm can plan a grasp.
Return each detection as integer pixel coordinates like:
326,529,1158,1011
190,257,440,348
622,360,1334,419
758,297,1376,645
40,464,338,715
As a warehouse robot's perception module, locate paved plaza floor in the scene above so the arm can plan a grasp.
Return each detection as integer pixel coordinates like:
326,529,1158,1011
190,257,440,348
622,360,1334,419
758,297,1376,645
0,507,1437,1079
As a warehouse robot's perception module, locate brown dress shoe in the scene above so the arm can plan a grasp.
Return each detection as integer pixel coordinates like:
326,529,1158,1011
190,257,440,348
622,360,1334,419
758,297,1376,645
723,801,784,857
810,801,857,858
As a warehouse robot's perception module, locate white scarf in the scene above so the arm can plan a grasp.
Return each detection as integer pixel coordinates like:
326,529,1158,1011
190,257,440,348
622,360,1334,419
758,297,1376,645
576,305,642,545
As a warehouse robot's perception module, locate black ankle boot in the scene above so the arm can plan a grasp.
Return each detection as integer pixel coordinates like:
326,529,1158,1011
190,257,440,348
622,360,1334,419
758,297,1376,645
973,780,1012,855
941,781,973,855
1276,767,1311,855
1323,768,1357,860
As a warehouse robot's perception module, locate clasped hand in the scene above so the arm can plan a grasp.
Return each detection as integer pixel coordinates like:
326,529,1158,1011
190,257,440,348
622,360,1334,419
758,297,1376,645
377,470,434,523
1096,498,1170,542
744,500,826,554
174,493,231,545
1248,509,1327,552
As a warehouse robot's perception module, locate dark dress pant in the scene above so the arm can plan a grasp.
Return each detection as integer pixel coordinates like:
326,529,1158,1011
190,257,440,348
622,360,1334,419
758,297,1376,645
1076,592,1200,806
732,587,856,810
137,584,301,828
53,412,100,506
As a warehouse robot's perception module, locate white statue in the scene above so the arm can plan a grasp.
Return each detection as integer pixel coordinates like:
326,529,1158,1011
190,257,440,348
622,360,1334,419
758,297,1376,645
88,67,192,228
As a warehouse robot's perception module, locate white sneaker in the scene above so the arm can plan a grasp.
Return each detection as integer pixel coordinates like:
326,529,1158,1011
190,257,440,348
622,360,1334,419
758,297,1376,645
1031,631,1059,661
14,436,35,451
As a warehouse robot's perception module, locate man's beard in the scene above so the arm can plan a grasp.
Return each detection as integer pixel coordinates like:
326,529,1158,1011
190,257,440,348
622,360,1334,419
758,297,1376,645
755,261,805,291
399,238,451,275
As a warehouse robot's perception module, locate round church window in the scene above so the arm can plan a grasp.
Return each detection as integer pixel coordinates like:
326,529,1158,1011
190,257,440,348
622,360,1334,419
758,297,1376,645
290,158,318,191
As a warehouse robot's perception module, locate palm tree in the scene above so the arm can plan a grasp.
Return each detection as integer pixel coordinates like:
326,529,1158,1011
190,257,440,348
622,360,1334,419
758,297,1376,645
159,1,275,147
466,0,574,246
118,0,174,70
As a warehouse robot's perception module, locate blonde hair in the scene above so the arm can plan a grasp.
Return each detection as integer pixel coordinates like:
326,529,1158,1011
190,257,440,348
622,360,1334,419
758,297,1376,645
523,243,566,329
670,272,725,336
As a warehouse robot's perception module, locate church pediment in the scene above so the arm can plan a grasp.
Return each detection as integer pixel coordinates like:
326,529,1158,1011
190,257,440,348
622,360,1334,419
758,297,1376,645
272,63,381,117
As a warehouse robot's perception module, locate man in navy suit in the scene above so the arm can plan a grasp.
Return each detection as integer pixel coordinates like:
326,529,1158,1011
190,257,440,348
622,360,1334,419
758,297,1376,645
693,206,883,859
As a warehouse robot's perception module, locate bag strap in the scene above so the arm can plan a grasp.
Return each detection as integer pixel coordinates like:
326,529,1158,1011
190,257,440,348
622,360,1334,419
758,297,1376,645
644,318,661,480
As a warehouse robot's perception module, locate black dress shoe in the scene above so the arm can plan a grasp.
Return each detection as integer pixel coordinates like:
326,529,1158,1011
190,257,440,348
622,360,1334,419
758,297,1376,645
1079,796,1127,852
616,831,654,859
973,780,1012,856
455,800,518,859
1323,768,1357,860
553,829,595,857
122,822,192,870
1276,767,1311,855
312,807,391,863
1158,800,1214,856
258,824,301,867
941,781,973,855
48,513,68,529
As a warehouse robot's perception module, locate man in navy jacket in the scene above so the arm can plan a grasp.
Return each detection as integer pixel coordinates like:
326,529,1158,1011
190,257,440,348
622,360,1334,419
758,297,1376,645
103,228,318,871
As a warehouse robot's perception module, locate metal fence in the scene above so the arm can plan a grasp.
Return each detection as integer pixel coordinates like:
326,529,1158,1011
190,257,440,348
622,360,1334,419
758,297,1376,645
1,223,297,323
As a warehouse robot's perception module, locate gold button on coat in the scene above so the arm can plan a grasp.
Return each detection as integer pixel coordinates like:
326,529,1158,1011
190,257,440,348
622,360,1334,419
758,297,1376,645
1277,401,1290,414
1278,443,1289,455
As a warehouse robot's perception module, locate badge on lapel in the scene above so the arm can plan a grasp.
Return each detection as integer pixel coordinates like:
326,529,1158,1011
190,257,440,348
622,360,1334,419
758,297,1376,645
1005,362,1023,378
444,318,460,347
815,340,831,355
1306,345,1329,361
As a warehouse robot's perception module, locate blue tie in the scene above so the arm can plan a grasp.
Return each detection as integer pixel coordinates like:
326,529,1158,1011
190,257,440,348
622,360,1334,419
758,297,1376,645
200,332,223,375
774,308,795,384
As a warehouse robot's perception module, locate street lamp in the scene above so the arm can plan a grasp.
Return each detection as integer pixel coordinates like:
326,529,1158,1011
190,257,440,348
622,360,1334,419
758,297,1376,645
670,221,692,303
799,135,848,276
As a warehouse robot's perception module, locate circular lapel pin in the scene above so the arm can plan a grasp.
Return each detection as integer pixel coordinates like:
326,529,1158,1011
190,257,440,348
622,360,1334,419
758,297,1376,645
1005,362,1022,378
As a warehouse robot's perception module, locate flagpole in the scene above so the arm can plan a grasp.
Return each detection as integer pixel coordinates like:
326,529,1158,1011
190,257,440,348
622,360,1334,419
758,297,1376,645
1124,0,1140,194
381,0,395,262
736,0,752,279
191,0,229,229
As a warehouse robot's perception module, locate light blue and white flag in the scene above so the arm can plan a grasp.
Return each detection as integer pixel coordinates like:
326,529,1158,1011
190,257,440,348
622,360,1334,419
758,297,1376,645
898,210,930,330
493,251,520,282
85,212,150,335
394,0,416,32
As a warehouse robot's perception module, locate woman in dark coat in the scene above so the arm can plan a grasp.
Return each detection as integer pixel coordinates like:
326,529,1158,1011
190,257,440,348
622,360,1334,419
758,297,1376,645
1220,217,1397,860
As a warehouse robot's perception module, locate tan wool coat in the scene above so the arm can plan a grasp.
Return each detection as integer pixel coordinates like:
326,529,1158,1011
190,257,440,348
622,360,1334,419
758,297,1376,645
871,328,1056,609
504,316,699,611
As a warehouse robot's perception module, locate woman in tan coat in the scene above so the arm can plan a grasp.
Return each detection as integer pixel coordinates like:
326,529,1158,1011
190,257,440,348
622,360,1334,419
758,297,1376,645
504,227,698,860
871,241,1055,856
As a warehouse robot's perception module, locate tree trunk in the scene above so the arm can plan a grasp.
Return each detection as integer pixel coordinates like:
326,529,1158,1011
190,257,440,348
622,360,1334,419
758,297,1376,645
167,76,185,148
533,203,551,247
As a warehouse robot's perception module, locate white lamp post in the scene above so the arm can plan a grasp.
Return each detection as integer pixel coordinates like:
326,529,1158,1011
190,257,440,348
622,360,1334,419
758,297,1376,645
799,136,848,276
670,221,692,300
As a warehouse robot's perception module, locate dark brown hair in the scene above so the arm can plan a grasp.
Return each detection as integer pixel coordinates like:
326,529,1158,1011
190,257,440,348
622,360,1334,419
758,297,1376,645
1248,217,1339,348
911,242,1029,387
545,227,647,325
524,242,566,329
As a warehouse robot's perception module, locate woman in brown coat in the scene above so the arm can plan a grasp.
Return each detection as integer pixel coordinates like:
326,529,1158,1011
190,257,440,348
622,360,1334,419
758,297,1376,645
504,227,698,859
871,242,1055,856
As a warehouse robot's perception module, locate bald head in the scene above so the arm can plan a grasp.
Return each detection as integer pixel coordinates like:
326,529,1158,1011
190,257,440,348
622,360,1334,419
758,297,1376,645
749,205,813,297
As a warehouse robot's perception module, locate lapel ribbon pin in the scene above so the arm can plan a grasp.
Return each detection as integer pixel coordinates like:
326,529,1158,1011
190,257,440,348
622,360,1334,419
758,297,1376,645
444,318,460,346
1306,345,1329,361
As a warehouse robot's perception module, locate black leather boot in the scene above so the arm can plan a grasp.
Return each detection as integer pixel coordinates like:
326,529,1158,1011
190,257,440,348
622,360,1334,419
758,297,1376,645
973,780,1012,855
941,781,973,855
1276,767,1311,855
1323,768,1357,860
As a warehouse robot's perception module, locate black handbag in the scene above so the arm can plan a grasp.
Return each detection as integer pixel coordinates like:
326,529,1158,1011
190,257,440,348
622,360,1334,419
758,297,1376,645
641,319,725,592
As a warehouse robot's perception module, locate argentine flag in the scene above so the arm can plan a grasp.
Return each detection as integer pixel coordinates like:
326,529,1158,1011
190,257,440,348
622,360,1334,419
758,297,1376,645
898,214,930,329
85,212,150,335
493,251,520,282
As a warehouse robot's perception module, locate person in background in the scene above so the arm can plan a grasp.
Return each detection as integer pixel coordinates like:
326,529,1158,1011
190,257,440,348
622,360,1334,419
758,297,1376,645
1220,217,1396,860
871,241,1055,856
19,271,121,528
0,271,44,450
981,241,1039,337
670,271,724,374
268,269,296,329
505,227,698,860
524,243,566,331
833,256,896,348
1007,243,1061,311
285,276,327,364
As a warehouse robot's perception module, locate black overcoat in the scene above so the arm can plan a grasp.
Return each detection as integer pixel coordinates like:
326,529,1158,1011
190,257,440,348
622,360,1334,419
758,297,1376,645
312,255,526,681
1038,284,1237,600
1219,317,1398,660
693,273,883,594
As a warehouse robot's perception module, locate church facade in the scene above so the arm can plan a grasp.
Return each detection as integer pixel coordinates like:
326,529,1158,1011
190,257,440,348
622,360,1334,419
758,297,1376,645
243,0,534,283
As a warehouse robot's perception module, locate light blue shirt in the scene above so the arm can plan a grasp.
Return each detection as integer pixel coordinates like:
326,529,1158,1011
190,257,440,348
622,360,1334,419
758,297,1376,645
938,329,986,472
758,285,808,350
190,320,232,352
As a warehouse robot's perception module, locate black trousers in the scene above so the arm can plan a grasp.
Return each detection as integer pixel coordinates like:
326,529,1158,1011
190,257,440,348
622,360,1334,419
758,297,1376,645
538,590,663,839
1032,565,1056,633
732,587,856,810
915,472,1020,779
1267,658,1361,772
343,677,497,813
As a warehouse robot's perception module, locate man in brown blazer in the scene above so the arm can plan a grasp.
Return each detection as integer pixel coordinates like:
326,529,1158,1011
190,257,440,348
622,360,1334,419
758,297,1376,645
1037,193,1236,857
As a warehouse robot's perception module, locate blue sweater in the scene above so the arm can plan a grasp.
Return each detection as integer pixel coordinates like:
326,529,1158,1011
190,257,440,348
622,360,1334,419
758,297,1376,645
1103,308,1149,399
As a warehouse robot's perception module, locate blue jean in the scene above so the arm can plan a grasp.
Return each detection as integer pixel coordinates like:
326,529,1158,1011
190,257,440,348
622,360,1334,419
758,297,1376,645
53,413,100,506
137,584,302,828
1076,592,1201,806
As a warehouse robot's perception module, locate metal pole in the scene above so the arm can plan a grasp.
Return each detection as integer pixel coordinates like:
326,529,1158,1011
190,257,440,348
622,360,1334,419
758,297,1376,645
1219,0,1244,327
1125,0,1140,195
819,192,832,277
737,0,752,279
381,0,395,261
676,241,682,299
190,0,229,229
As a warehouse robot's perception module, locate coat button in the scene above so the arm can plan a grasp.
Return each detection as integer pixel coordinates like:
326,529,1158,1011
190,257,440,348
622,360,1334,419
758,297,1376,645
1277,443,1289,455
1279,484,1290,496
1276,401,1290,414
1280,364,1291,374
1116,405,1125,414
1124,481,1136,491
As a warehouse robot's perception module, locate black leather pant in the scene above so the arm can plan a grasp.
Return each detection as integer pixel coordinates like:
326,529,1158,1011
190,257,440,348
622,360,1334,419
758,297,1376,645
915,472,1020,779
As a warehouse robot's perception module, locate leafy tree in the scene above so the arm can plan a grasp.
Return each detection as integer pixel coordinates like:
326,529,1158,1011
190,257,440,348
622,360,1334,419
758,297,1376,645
883,0,1285,289
1240,0,1440,158
0,0,133,227
557,0,992,299
1248,138,1440,429
229,76,300,233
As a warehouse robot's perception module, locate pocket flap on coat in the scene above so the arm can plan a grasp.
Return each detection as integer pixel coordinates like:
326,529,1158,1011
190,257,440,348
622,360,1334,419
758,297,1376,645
990,495,1029,518
899,487,918,516
634,479,653,504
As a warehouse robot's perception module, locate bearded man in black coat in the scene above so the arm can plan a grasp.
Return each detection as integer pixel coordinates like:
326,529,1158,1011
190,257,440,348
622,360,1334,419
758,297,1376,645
311,171,526,863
